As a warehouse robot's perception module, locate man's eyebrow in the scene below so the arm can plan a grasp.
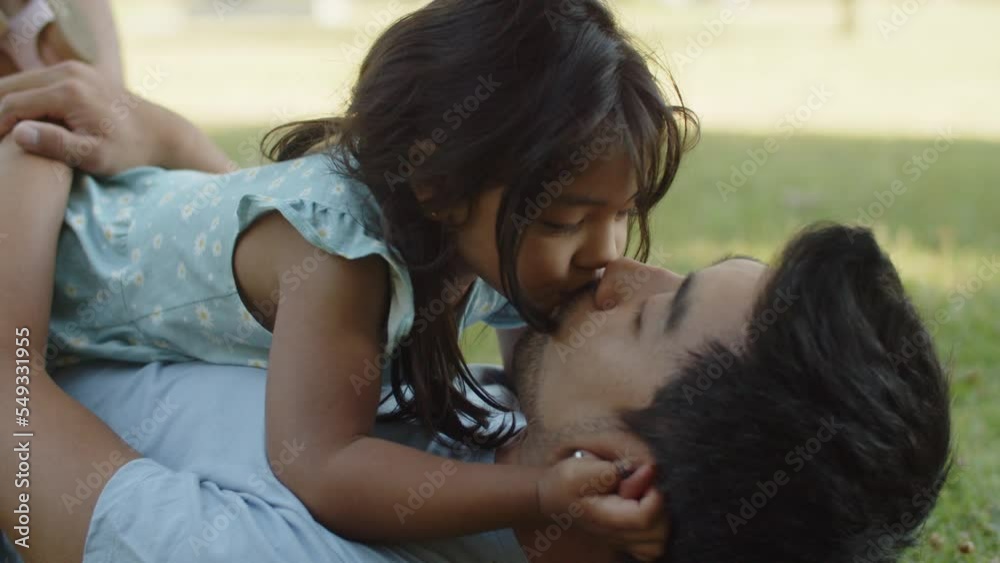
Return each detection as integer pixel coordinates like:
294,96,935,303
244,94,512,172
554,191,639,207
663,254,762,333
664,272,696,333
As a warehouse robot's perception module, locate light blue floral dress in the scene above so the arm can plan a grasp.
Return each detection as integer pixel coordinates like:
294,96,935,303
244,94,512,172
47,151,524,372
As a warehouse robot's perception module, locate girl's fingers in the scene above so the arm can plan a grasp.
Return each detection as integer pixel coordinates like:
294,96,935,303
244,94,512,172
585,487,664,531
571,457,632,496
617,463,655,500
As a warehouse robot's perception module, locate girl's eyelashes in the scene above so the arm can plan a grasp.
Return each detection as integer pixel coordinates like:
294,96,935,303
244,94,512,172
616,206,640,220
539,207,637,234
539,219,583,235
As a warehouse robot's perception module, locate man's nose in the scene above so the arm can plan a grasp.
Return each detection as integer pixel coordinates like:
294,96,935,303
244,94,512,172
593,257,684,310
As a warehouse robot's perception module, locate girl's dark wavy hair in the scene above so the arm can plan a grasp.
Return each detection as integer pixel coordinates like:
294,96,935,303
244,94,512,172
261,0,699,447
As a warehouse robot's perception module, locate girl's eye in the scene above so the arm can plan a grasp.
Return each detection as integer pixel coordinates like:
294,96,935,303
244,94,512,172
539,220,583,234
616,207,640,220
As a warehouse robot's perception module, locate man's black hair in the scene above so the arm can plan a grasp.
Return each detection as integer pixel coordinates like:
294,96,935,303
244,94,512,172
622,223,952,562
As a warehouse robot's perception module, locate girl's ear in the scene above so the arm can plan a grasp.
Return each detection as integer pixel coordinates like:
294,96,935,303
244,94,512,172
412,182,435,204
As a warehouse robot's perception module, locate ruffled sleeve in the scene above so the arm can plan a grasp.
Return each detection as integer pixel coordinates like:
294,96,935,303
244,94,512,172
235,194,415,357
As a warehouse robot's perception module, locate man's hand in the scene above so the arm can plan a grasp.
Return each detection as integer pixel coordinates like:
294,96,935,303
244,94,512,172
537,454,668,562
0,61,234,175
0,61,161,175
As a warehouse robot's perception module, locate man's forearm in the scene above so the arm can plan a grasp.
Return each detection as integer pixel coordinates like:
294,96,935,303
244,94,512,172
0,135,142,562
0,140,72,350
77,0,124,85
285,435,545,542
143,101,235,174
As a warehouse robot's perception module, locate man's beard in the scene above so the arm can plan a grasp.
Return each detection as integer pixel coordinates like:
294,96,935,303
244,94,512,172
509,328,548,419
509,280,598,418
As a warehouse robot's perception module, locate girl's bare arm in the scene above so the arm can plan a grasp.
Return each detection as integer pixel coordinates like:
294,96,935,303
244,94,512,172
261,215,547,541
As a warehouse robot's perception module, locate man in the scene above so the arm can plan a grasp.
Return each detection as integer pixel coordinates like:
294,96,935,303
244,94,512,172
509,223,952,562
1,223,950,562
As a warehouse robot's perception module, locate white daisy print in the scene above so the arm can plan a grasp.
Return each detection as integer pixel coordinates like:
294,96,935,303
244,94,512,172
158,192,175,206
210,196,223,207
70,213,86,228
212,240,223,257
299,187,313,198
64,283,78,298
333,183,345,194
131,248,142,264
317,227,329,239
68,336,89,348
103,226,114,241
118,194,134,205
195,304,214,328
181,203,195,220
269,177,285,191
132,272,145,287
302,168,315,178
116,207,133,220
194,233,207,256
144,178,154,187
248,359,267,368
177,262,188,280
291,159,305,170
152,233,163,249
151,305,163,324
210,216,221,231
246,168,260,180
154,339,170,349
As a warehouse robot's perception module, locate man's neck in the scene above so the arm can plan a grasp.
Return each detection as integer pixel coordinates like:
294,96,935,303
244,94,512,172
495,436,617,563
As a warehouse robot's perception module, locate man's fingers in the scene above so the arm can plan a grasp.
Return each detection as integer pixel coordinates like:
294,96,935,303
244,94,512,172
0,84,77,136
0,67,59,101
0,60,91,100
12,120,100,170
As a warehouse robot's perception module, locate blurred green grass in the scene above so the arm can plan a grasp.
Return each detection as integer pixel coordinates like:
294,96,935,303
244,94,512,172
145,0,997,559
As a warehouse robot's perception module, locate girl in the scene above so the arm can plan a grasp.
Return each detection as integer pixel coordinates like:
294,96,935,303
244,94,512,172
17,0,695,558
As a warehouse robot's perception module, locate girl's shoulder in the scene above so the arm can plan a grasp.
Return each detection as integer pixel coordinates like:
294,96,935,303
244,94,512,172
235,153,380,220
232,152,417,354
233,152,389,253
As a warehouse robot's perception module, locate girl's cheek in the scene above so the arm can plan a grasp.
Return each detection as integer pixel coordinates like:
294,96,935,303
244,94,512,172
516,243,565,298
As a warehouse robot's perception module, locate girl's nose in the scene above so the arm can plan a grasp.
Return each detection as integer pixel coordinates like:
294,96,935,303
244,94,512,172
574,224,620,273
594,258,683,310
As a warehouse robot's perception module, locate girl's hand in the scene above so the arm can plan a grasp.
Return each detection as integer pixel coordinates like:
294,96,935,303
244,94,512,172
537,452,668,561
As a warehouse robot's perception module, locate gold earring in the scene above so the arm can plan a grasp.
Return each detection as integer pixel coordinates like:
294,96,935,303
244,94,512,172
430,211,440,219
